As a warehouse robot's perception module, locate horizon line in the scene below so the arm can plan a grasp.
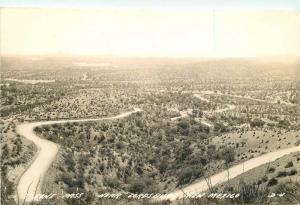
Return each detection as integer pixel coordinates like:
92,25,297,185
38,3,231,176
2,53,300,59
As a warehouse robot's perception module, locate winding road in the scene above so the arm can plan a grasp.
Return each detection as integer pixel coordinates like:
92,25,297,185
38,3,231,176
16,108,142,203
160,91,299,201
196,91,296,107
193,93,235,127
160,145,300,201
15,90,299,203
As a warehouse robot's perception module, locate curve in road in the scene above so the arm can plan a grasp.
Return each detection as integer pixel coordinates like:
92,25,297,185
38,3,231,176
16,108,142,203
160,145,300,201
16,90,299,203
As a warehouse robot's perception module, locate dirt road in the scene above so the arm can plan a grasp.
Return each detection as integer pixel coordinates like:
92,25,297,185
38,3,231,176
160,145,300,201
16,108,142,203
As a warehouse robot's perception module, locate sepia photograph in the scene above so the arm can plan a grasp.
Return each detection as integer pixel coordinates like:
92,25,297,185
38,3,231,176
0,1,300,205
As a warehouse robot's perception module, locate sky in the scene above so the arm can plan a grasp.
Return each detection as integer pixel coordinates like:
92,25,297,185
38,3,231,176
1,1,300,57
1,0,300,10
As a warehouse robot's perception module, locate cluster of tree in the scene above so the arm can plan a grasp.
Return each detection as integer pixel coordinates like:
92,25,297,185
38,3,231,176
36,109,236,195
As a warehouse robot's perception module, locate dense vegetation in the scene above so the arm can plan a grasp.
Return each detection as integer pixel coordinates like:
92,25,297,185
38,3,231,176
35,110,236,194
1,56,299,205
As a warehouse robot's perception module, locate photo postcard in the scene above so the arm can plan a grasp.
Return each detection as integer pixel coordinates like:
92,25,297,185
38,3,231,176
0,1,299,205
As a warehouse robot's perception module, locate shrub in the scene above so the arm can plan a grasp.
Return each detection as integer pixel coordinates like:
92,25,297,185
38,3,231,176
285,161,294,168
104,177,120,189
288,169,297,176
277,171,287,177
268,167,276,173
128,179,146,193
158,161,168,174
274,182,300,204
261,175,268,183
1,178,14,204
221,147,235,164
176,143,192,162
60,172,74,187
226,181,269,204
178,120,189,130
115,141,125,149
178,166,202,185
250,119,265,128
267,178,278,186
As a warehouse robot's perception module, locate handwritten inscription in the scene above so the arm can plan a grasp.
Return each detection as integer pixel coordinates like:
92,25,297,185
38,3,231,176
267,193,286,198
28,191,288,201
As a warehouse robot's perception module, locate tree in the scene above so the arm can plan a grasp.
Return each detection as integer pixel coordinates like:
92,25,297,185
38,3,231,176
222,147,235,164
250,118,265,128
267,178,278,186
176,143,192,163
